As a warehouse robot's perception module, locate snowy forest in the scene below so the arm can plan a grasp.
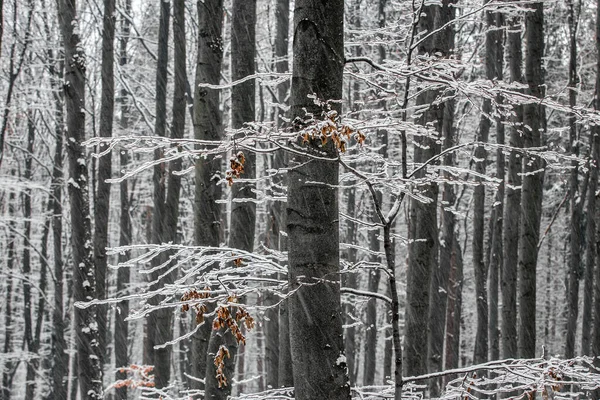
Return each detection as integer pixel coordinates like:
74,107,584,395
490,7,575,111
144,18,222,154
3,0,600,398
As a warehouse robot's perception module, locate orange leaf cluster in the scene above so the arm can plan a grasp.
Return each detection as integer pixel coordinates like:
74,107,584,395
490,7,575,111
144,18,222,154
214,345,230,388
226,151,246,186
114,364,155,390
212,296,255,346
181,289,210,324
300,110,365,153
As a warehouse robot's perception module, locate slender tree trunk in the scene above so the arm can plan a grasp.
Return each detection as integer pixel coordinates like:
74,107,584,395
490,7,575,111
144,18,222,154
566,0,583,359
272,0,293,388
147,0,171,391
191,0,224,389
488,8,505,363
444,236,464,386
114,1,132,398
287,1,350,398
58,0,103,396
2,187,16,400
343,186,358,385
501,11,523,360
204,1,256,397
23,112,36,400
93,0,116,375
518,0,545,359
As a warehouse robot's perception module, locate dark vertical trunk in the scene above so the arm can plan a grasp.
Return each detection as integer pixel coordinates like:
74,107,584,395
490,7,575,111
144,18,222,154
343,186,358,385
204,1,256,397
566,0,583,359
444,236,464,386
191,0,224,389
22,112,36,400
407,0,441,377
287,0,350,399
590,0,600,366
518,0,545,359
488,8,505,363
114,1,131,399
58,0,103,396
48,48,67,400
147,0,171,391
272,0,293,389
2,187,16,400
501,10,523,360
93,0,116,374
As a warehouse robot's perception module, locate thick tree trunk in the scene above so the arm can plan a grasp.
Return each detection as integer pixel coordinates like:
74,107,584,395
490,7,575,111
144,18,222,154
93,0,115,375
444,236,464,386
204,1,256,398
406,1,441,377
58,0,103,396
287,1,350,399
518,0,545,359
566,0,583,359
191,0,224,389
114,1,131,398
501,11,523,360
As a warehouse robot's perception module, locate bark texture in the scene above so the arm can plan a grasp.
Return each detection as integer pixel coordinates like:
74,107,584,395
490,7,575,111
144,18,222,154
518,0,545,359
287,1,350,398
58,0,103,396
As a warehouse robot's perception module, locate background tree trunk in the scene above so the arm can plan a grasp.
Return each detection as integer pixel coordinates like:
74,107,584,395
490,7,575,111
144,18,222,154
192,0,224,389
58,0,103,395
501,10,523,360
518,0,545,359
93,0,116,375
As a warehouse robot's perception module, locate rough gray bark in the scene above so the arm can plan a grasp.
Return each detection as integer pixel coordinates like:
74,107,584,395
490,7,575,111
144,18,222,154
518,0,545,359
114,1,131,398
94,0,116,374
501,11,523,360
2,186,16,400
204,1,256,397
444,236,464,387
147,0,172,391
272,0,293,388
406,1,440,377
191,0,224,389
488,8,505,363
58,0,103,396
590,0,600,365
23,112,36,400
286,0,350,398
566,0,583,359
426,2,455,392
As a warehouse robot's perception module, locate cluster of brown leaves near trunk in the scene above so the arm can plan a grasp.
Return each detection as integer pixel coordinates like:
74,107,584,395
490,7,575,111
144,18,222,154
114,364,155,390
180,288,210,324
300,110,365,152
226,151,246,186
180,291,255,388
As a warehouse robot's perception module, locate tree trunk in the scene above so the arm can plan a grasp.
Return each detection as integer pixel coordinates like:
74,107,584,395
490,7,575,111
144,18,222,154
566,0,583,359
191,0,224,389
287,0,350,398
58,0,103,396
114,1,131,398
2,186,16,400
204,1,256,397
444,236,464,386
488,7,505,363
93,0,116,375
518,0,545,359
501,10,523,360
406,1,441,377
